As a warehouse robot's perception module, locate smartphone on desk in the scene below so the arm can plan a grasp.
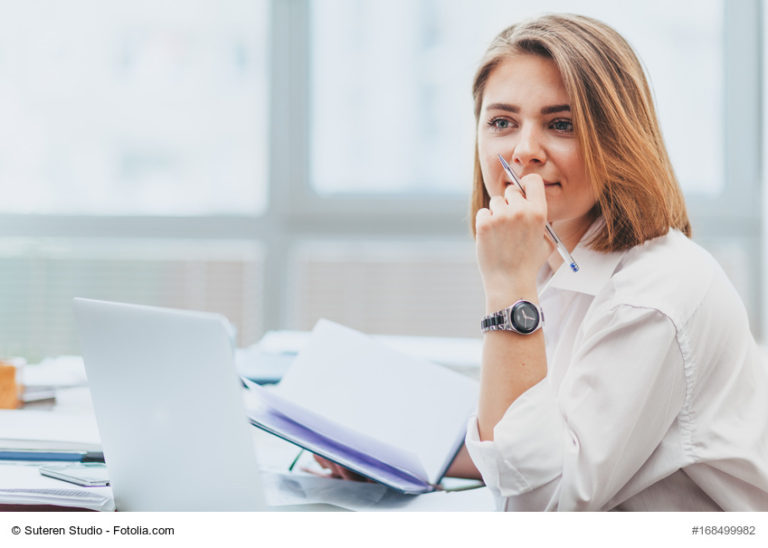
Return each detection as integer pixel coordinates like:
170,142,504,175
39,462,110,487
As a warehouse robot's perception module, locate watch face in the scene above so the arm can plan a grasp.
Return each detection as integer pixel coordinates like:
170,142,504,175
511,301,540,334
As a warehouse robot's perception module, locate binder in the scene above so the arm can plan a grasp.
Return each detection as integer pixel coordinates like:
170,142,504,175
246,320,479,494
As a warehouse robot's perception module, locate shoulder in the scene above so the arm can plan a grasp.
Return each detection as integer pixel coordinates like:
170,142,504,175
603,230,741,327
614,229,713,292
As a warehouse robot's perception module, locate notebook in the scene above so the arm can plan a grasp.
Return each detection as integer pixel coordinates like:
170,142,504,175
73,298,265,511
246,320,479,494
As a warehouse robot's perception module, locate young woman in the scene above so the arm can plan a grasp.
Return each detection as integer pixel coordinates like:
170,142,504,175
465,13,768,511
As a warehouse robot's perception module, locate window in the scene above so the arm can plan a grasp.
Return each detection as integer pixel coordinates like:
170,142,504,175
0,0,268,215
309,0,723,197
0,1,762,361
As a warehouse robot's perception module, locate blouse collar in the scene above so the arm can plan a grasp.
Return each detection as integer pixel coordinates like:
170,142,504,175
540,219,627,297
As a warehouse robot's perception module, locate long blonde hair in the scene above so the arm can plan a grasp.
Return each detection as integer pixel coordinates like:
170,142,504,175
470,14,691,251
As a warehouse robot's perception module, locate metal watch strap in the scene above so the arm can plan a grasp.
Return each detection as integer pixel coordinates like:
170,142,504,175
480,310,507,332
480,300,544,334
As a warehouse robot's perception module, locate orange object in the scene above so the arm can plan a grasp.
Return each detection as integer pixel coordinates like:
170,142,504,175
0,362,21,409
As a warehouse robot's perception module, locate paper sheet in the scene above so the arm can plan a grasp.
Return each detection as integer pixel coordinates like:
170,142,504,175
261,469,495,512
0,463,114,511
248,398,432,493
0,408,101,445
247,383,425,483
255,330,482,371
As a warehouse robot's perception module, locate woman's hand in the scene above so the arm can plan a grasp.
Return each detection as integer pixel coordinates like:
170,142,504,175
475,174,551,304
312,446,482,482
310,454,371,482
474,174,551,440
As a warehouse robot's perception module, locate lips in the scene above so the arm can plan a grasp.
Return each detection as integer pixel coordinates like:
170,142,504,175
503,180,561,190
504,181,560,186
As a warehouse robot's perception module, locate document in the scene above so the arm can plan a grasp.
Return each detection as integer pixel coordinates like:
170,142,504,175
244,329,482,380
246,320,479,494
0,463,114,511
262,470,494,511
0,409,101,461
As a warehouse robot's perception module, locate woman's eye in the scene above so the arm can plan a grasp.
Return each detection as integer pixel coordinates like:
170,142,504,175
551,119,574,132
488,118,512,130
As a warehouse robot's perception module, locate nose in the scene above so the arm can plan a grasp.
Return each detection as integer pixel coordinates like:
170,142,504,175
511,125,546,171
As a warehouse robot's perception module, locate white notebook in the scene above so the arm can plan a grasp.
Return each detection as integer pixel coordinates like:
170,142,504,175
246,320,479,494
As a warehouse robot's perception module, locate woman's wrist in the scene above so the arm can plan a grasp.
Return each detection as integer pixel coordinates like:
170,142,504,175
484,282,539,313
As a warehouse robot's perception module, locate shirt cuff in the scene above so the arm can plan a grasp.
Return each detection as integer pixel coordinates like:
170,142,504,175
465,378,566,496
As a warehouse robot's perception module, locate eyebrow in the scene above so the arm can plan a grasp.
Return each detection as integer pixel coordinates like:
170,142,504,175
541,104,571,115
485,103,571,115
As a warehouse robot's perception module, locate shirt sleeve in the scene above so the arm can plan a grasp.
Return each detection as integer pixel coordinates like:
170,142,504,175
465,304,687,510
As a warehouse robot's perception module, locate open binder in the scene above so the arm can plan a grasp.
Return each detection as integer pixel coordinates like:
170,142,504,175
246,320,479,494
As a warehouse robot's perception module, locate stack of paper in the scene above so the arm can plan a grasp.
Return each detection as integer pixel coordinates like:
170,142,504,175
0,409,101,461
0,463,114,511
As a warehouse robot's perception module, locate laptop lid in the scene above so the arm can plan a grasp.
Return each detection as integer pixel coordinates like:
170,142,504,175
73,298,265,511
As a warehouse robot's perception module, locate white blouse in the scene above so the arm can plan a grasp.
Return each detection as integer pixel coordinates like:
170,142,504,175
465,227,768,511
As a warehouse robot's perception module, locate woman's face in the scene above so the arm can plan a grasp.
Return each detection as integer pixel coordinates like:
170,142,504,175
477,54,596,230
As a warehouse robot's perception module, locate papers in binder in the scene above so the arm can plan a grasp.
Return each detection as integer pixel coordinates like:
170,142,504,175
245,320,479,494
0,409,102,461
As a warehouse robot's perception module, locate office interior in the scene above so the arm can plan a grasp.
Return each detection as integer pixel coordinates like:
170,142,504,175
0,0,764,363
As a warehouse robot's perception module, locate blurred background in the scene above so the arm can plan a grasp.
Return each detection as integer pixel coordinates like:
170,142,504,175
0,0,762,361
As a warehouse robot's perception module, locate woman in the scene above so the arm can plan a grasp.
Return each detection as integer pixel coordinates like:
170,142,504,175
465,13,768,510
316,13,768,510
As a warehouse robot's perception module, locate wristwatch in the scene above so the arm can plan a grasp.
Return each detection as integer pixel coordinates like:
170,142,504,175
480,300,544,335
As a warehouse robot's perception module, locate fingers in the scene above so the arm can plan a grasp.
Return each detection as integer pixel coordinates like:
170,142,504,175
313,454,333,468
503,181,525,203
313,454,341,477
505,174,546,214
483,175,545,217
520,174,547,216
311,454,370,482
336,466,369,482
312,454,342,478
475,173,551,285
475,174,547,240
300,466,334,478
488,195,509,215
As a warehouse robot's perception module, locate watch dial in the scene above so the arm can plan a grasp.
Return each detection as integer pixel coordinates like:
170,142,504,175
512,302,539,334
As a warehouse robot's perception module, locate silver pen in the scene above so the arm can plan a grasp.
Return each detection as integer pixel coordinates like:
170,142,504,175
497,154,579,273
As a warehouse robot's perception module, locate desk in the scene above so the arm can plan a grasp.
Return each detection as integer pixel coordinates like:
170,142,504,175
1,386,494,512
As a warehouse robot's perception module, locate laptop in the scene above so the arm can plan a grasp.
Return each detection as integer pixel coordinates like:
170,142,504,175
73,298,266,511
